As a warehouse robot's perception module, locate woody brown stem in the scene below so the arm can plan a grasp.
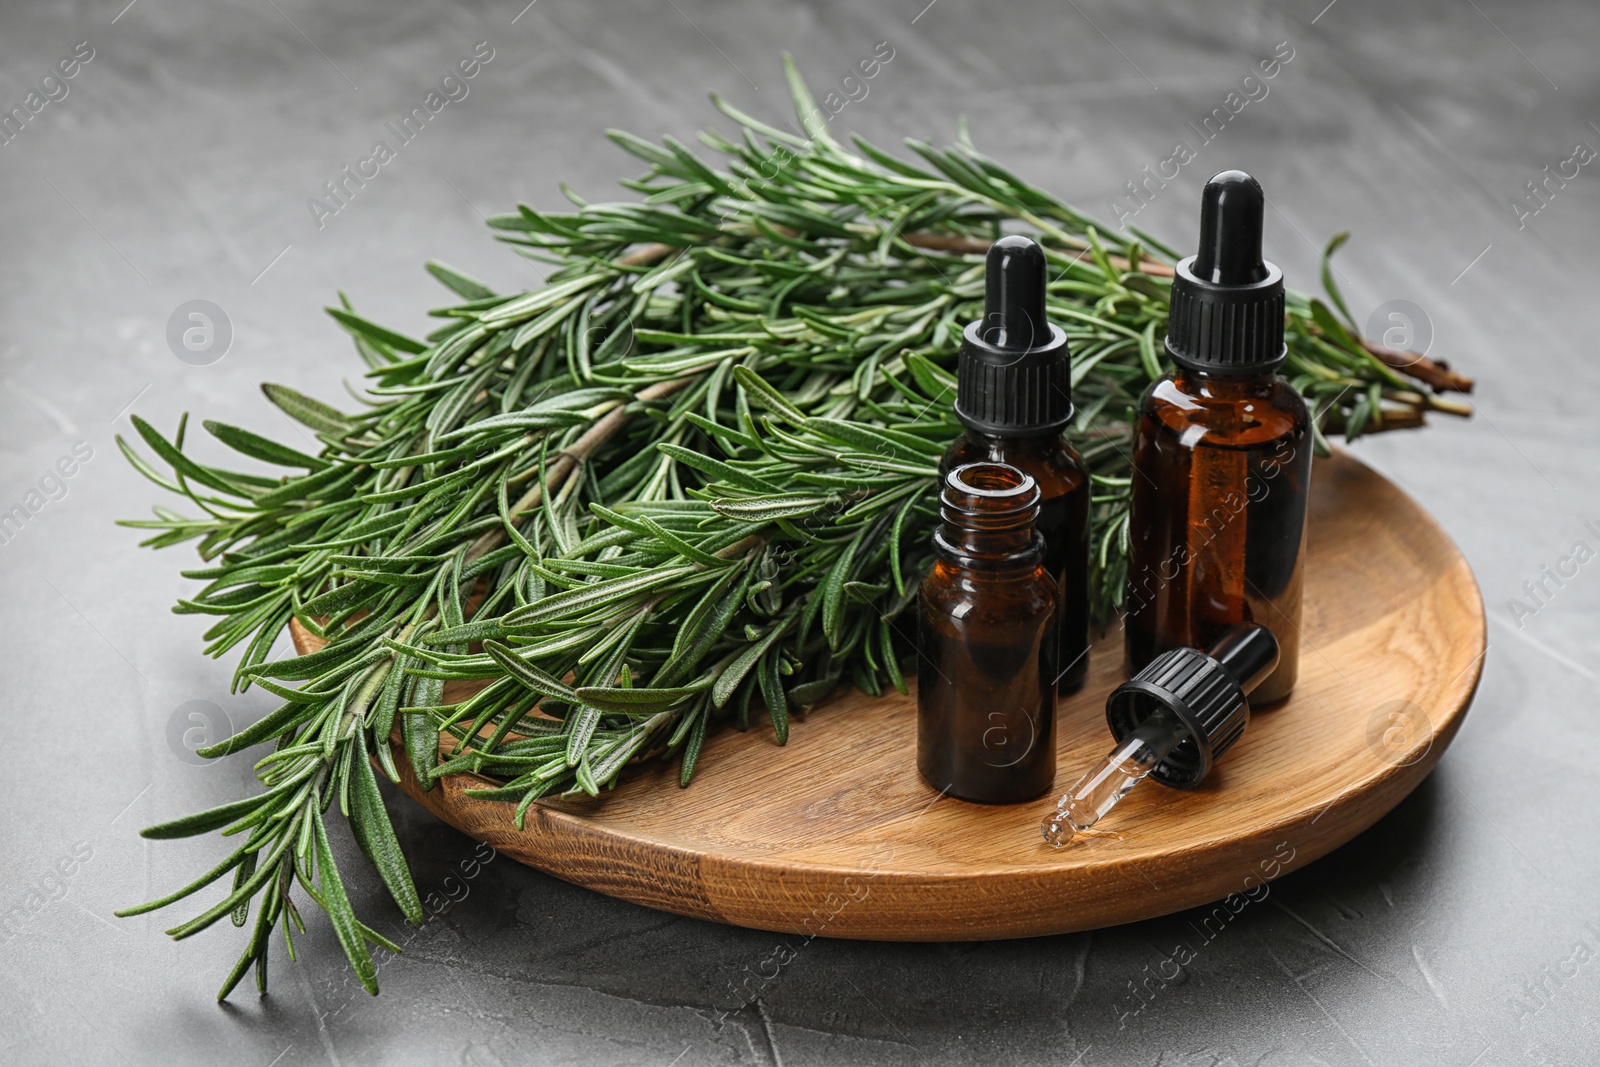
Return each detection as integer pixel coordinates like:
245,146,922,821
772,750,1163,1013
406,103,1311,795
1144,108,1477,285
466,377,693,564
617,243,677,267
898,232,1177,278
1361,340,1474,395
1320,407,1428,435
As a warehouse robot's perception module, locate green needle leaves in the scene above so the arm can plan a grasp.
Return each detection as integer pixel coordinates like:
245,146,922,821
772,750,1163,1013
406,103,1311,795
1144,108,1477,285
116,62,1465,1001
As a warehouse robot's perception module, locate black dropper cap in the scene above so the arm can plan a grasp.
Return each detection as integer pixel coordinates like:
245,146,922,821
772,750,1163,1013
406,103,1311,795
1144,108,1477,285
1104,623,1280,789
1165,170,1286,375
954,235,1073,436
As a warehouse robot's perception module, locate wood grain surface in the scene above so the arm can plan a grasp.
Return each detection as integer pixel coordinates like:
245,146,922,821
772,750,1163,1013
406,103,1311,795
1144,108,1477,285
291,450,1484,941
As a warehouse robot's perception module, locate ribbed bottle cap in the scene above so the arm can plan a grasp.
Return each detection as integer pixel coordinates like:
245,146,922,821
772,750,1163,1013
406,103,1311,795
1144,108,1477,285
955,236,1073,435
1165,171,1286,375
1105,624,1280,788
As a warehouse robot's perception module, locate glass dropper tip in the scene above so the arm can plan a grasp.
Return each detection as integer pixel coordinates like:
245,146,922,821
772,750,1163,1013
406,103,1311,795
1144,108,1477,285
1039,717,1182,847
1040,791,1103,847
1040,808,1082,848
1041,814,1073,848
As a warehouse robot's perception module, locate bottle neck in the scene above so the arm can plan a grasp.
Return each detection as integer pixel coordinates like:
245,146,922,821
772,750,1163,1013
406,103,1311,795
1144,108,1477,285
934,462,1043,570
1172,366,1278,398
966,428,1063,454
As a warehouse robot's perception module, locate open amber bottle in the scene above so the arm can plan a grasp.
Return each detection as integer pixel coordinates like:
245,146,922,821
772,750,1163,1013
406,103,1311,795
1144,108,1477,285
941,235,1091,694
918,462,1059,803
1124,171,1312,704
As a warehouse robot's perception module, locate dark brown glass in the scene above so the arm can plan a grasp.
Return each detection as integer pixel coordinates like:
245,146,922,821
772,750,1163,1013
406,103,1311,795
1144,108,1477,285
1124,368,1312,704
941,431,1090,694
918,462,1059,804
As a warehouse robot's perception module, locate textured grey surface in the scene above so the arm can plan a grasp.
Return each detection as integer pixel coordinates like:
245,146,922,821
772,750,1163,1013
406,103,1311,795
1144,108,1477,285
1,0,1597,1064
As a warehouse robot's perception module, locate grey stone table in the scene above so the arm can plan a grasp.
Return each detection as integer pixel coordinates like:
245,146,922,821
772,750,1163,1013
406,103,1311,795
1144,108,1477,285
1,1,1595,1064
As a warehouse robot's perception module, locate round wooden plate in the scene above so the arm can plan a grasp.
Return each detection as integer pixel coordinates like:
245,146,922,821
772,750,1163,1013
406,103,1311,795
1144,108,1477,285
291,451,1484,940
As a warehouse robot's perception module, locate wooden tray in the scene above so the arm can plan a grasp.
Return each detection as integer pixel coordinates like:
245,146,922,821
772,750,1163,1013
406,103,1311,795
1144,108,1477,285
291,451,1484,940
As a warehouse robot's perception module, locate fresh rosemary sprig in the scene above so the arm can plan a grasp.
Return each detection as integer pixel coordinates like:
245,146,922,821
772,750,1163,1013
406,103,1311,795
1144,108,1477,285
116,59,1471,999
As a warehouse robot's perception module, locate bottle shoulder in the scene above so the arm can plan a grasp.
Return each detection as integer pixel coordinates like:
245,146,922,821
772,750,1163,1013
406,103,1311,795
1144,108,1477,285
1138,372,1309,448
921,562,1058,620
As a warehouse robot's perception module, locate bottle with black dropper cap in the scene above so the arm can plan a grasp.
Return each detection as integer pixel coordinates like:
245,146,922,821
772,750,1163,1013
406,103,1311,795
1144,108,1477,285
1123,171,1312,704
941,235,1092,695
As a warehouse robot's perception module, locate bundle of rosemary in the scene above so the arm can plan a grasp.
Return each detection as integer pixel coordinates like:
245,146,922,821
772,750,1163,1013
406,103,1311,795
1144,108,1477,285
116,63,1472,999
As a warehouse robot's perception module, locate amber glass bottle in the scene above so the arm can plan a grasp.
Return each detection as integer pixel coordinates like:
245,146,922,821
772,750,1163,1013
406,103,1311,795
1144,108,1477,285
1124,171,1312,704
941,235,1091,694
918,462,1059,803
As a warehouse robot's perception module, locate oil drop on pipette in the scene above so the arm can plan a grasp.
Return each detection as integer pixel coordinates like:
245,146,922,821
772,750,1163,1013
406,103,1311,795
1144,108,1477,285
1043,623,1280,846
